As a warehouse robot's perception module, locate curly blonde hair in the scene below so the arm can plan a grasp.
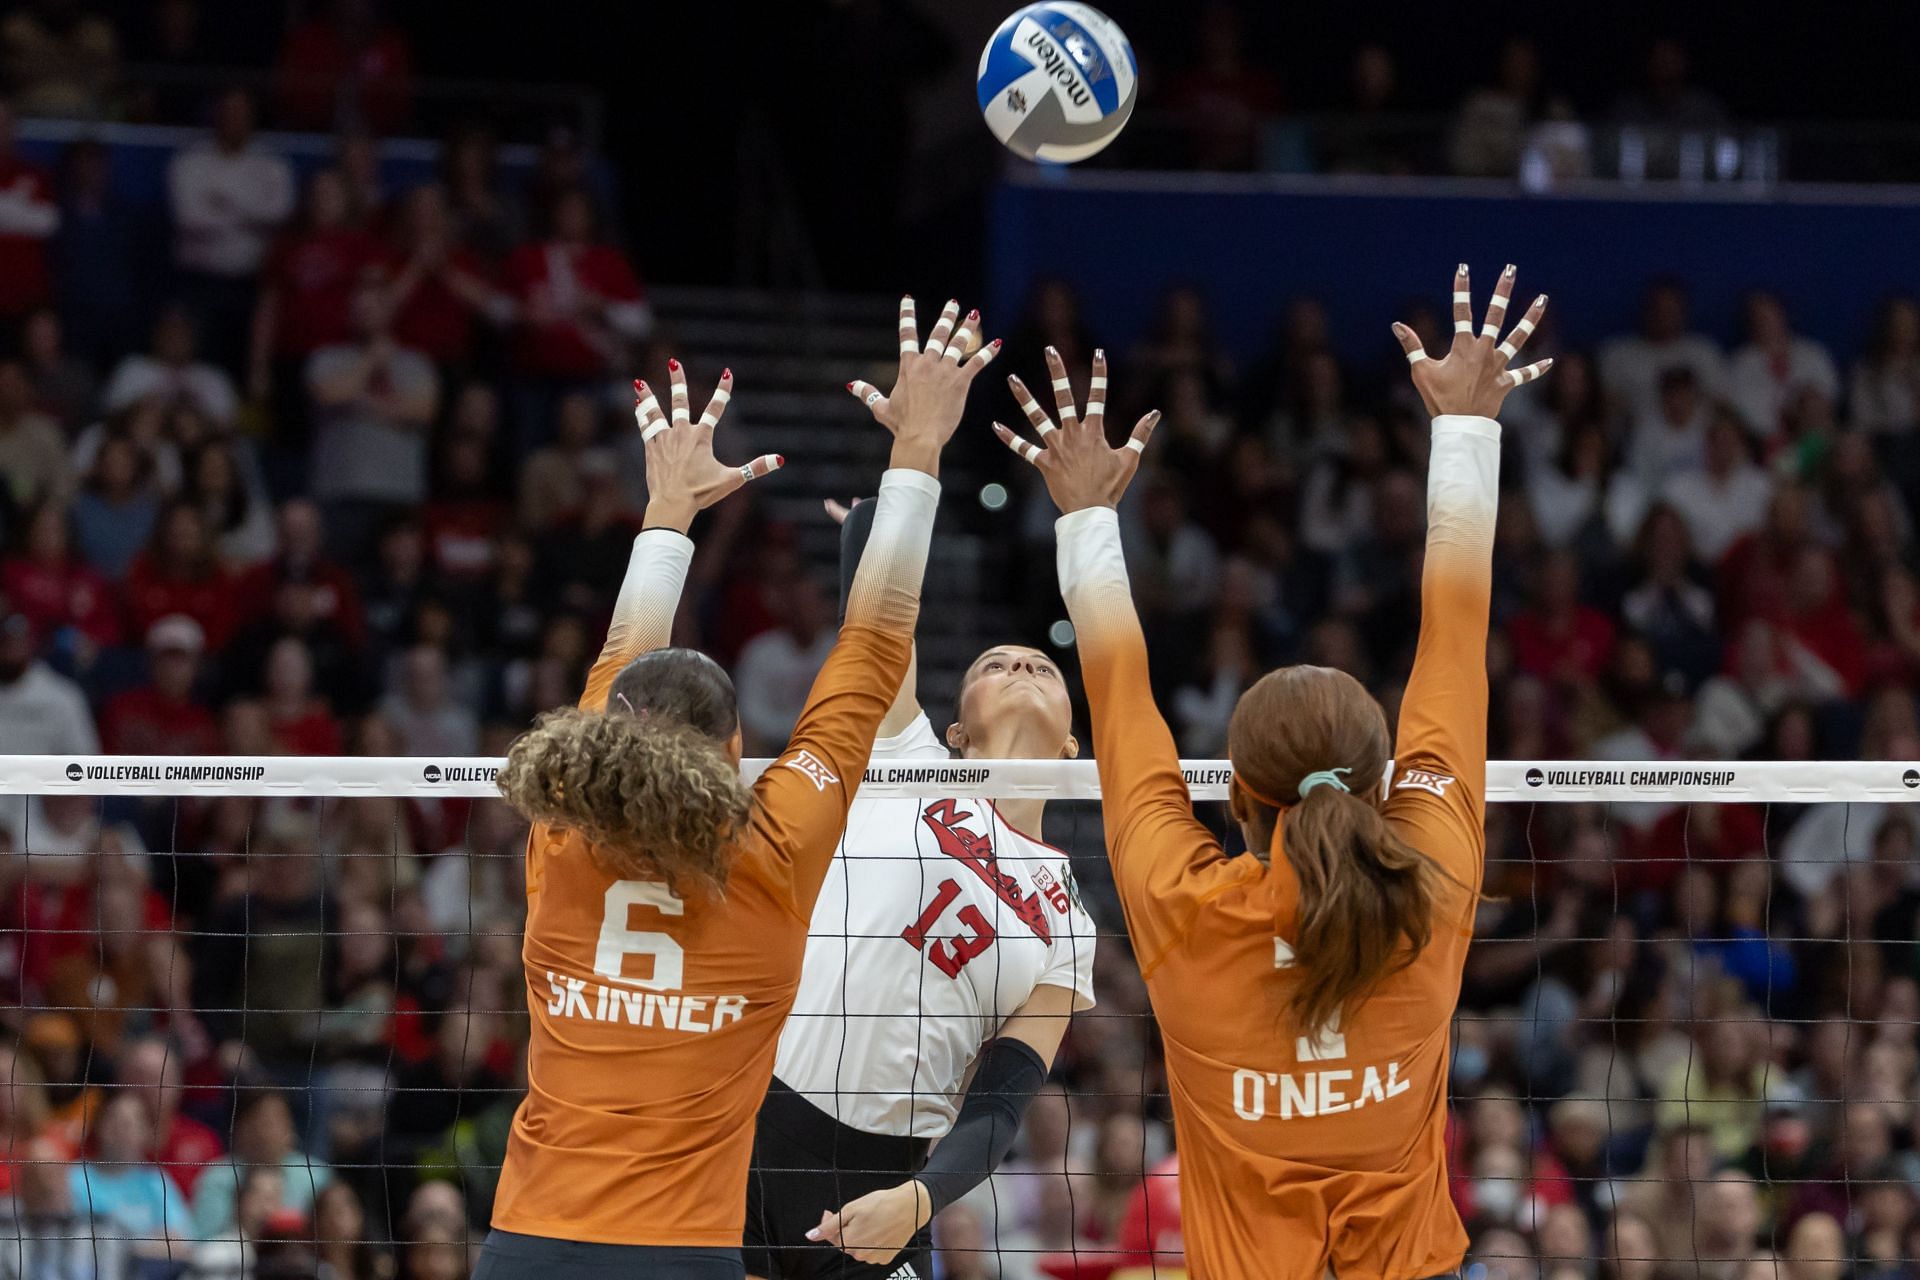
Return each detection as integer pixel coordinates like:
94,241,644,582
497,707,753,895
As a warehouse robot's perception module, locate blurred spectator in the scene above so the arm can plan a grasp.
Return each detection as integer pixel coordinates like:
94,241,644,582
519,390,611,531
1162,2,1283,171
275,0,415,134
1627,366,1713,484
1,499,118,656
169,88,296,373
313,1182,379,1280
67,1091,193,1257
21,308,95,429
0,100,58,329
1508,550,1617,687
182,435,275,567
188,1097,332,1241
1782,1212,1846,1280
733,575,833,755
0,1137,129,1280
379,646,478,758
439,126,519,260
383,183,507,368
124,0,214,125
1728,293,1838,441
1526,417,1647,554
1661,410,1773,565
0,358,68,511
105,303,241,428
235,499,366,649
421,431,503,583
69,431,160,581
1851,296,1920,438
1320,45,1413,175
1621,505,1718,687
120,1035,225,1197
504,186,650,393
306,281,440,565
1451,37,1569,178
124,500,237,652
250,168,386,417
100,614,219,755
0,0,117,118
52,137,142,365
1600,281,1728,420
0,609,96,754
334,128,387,232
1612,38,1730,133
259,636,344,754
186,1163,285,1280
1120,477,1221,619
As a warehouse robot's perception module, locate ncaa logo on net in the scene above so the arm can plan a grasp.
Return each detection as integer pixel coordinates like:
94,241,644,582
65,762,83,781
1525,767,1546,788
422,764,442,783
1904,768,1920,790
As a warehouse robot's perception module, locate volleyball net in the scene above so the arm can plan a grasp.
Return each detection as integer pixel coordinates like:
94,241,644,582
0,753,1914,1280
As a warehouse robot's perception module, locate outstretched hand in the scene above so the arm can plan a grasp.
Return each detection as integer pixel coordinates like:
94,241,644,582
637,360,782,534
1394,263,1552,419
992,347,1162,514
848,296,1001,475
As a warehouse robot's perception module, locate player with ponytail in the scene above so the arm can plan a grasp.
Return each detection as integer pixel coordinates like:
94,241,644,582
997,265,1552,1280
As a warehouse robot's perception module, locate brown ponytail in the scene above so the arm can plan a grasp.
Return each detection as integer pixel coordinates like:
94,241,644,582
498,707,752,895
1227,666,1457,1039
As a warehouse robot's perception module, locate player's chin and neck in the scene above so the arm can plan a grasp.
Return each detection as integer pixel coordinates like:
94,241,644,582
961,705,1073,760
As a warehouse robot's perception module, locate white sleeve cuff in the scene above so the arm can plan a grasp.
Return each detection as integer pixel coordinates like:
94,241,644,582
608,528,694,653
1432,414,1501,441
1055,506,1128,604
845,468,941,630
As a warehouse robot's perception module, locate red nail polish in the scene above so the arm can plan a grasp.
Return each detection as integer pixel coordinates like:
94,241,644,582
774,455,785,467
967,309,980,320
991,339,1003,349
632,378,644,394
668,358,681,372
847,382,856,392
722,368,732,379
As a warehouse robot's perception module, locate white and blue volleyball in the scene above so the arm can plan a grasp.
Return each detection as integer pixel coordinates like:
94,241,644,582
977,3,1137,164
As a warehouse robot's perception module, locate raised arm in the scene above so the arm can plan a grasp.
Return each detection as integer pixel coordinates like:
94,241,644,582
578,362,778,710
829,494,922,741
746,299,1001,910
1384,264,1553,890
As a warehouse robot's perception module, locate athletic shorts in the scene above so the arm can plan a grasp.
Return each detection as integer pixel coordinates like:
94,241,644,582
743,1079,934,1280
475,1228,743,1279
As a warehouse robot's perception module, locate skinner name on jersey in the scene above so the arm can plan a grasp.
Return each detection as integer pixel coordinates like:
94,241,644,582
543,971,747,1036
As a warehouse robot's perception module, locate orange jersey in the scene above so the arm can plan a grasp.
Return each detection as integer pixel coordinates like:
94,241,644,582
1058,415,1501,1280
493,470,937,1247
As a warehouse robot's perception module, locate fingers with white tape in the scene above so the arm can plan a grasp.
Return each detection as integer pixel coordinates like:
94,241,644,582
944,310,979,363
1088,349,1109,430
993,422,1044,466
924,300,960,358
897,296,918,356
1043,346,1078,426
1498,358,1554,389
697,368,732,432
965,337,1003,376
1125,410,1161,455
667,357,691,426
738,454,785,484
1498,295,1547,360
1007,375,1057,437
1481,264,1515,340
1452,263,1473,335
1392,322,1429,365
847,379,889,423
633,379,668,442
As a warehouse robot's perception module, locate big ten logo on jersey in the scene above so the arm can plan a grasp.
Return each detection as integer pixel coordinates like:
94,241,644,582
1395,767,1455,798
1233,938,1411,1122
899,799,1057,979
542,881,749,1036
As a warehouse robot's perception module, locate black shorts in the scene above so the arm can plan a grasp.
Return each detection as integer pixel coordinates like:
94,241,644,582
743,1079,934,1280
475,1229,743,1279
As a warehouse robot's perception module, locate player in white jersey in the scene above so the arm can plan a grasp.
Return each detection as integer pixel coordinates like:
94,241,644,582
737,487,1103,1280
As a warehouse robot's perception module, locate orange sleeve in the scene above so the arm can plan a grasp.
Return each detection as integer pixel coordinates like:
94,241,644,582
1056,507,1249,975
741,468,939,915
577,529,693,712
1382,415,1502,892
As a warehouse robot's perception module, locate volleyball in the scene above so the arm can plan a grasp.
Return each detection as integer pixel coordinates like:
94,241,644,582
977,3,1137,164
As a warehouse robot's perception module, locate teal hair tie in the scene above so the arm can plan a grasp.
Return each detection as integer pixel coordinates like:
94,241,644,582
1296,767,1352,798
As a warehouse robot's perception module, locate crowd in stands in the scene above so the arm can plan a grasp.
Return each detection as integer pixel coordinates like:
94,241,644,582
0,7,1915,1280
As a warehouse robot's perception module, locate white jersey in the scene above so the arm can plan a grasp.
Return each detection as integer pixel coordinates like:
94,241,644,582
773,714,1098,1137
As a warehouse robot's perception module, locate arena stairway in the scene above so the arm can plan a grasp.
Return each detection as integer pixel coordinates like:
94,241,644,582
650,286,1015,716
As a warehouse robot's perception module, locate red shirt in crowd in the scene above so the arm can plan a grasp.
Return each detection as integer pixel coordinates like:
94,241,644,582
154,1112,225,1196
122,558,237,652
264,227,387,359
100,686,223,757
234,558,367,650
276,19,415,134
0,155,55,319
0,555,119,649
504,241,644,379
269,703,343,756
422,497,506,580
389,246,493,365
1507,606,1618,684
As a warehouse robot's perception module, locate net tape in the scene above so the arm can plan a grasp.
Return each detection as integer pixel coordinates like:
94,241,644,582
3,755,1915,802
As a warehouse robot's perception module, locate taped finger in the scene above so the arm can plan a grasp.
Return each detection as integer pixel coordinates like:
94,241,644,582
1497,296,1545,359
668,357,691,426
1498,357,1554,389
697,370,732,431
1088,349,1108,426
898,295,918,355
739,454,785,484
633,379,667,440
1391,323,1429,365
1044,345,1078,426
848,379,886,410
1008,375,1056,436
924,299,960,357
943,310,979,363
1480,263,1515,340
994,422,1044,466
1124,409,1161,454
965,337,1003,375
1452,263,1473,335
